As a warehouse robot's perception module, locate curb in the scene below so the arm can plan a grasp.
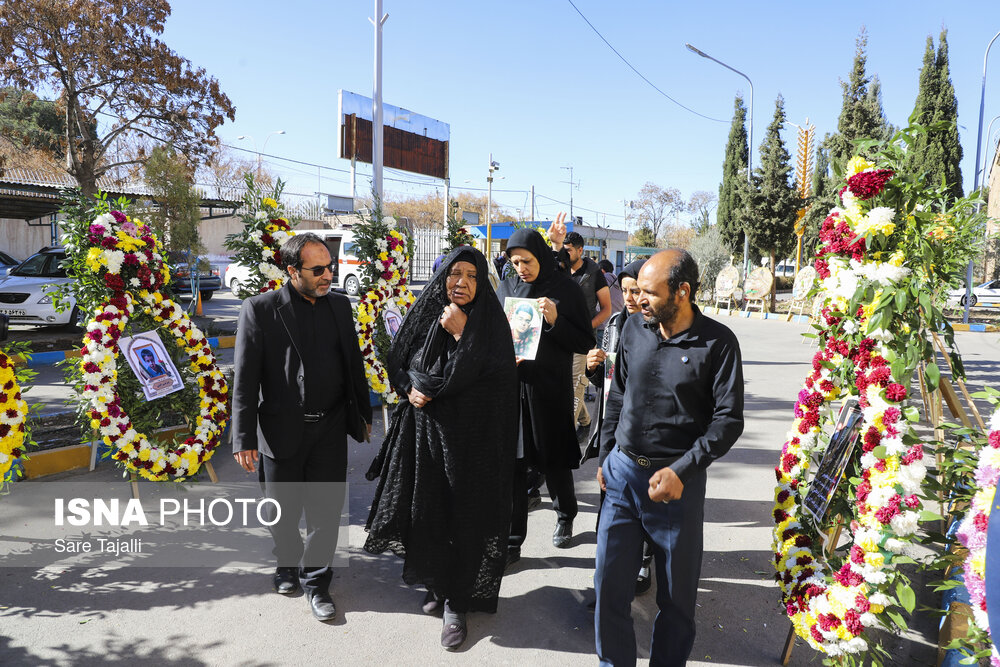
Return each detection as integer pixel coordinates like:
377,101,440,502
14,335,237,367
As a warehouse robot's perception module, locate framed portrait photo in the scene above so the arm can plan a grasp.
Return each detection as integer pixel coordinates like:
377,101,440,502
120,331,184,401
503,297,542,361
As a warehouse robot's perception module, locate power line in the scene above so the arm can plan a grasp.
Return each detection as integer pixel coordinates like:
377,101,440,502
564,0,727,124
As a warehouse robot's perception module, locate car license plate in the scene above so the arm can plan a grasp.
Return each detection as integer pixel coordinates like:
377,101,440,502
0,309,25,316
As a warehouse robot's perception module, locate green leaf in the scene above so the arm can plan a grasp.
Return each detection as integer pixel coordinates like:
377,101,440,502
872,445,887,459
925,363,940,391
919,510,944,522
896,583,915,614
886,610,908,631
894,289,908,310
903,406,920,422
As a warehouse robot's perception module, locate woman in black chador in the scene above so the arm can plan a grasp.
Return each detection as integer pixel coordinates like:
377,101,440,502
365,246,518,651
496,228,594,562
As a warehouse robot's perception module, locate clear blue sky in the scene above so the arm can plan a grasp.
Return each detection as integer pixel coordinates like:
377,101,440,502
163,1,1000,229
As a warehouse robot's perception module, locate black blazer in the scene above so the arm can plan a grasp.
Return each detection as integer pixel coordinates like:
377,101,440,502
231,284,373,459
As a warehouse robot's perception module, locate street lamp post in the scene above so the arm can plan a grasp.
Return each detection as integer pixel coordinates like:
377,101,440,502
561,165,575,221
963,28,1000,324
978,114,1000,202
237,130,285,179
486,154,500,257
686,43,753,279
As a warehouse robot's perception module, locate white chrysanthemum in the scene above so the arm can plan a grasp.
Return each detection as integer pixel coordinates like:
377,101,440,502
989,407,1000,432
890,511,919,536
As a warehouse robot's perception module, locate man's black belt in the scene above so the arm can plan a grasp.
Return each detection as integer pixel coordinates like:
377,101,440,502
617,445,679,470
303,411,328,423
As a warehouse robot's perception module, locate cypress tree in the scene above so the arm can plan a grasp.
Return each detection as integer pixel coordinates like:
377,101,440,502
717,94,748,256
828,28,892,167
905,36,938,178
738,96,799,311
933,30,963,199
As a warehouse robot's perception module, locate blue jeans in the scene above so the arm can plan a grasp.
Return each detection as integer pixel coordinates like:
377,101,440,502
595,447,706,666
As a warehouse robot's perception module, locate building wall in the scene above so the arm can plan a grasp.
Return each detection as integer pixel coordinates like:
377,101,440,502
988,149,1000,279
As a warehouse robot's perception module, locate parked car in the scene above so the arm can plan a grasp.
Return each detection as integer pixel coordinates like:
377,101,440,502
775,263,797,279
948,279,1000,307
167,252,221,301
0,250,21,278
0,246,79,327
224,262,251,291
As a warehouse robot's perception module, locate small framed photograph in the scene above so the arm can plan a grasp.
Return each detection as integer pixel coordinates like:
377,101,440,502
120,331,184,401
383,306,403,340
504,297,542,361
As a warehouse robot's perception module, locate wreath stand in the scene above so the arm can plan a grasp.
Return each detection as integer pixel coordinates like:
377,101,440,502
780,331,984,664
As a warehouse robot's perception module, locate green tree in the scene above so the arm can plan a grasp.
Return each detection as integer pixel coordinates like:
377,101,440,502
827,28,892,167
143,146,203,255
717,95,749,256
0,0,235,197
800,142,833,260
738,96,798,311
631,225,657,248
688,225,731,299
0,87,65,156
906,31,963,200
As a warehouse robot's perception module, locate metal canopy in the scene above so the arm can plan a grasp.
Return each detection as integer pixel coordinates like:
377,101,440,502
0,168,242,222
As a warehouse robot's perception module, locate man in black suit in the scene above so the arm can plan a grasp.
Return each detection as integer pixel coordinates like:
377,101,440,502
232,232,372,622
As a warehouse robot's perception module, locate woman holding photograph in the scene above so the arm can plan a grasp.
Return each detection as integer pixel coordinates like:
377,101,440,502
497,228,594,561
365,246,518,651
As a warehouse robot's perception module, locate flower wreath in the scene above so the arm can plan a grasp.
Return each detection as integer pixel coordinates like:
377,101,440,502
956,405,1000,666
74,210,228,481
224,176,295,299
0,351,29,483
769,147,980,658
355,229,414,403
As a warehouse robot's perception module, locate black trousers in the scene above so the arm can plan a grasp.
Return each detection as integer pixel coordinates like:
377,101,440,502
261,408,347,593
509,457,578,549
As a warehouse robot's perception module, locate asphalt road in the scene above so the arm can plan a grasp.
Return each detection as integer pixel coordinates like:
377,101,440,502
3,312,1000,665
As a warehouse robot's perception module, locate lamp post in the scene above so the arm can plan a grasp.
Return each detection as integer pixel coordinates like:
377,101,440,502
237,130,285,179
978,114,1000,197
686,43,753,279
486,154,500,257
963,28,1000,324
561,165,575,221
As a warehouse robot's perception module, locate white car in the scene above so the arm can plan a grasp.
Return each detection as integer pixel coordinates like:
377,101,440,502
948,279,1000,307
0,246,80,327
224,262,251,292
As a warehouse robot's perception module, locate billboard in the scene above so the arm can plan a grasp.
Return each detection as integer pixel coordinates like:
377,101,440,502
338,90,450,180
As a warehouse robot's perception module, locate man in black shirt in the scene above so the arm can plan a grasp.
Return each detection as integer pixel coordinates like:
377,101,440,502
233,233,372,622
594,249,744,666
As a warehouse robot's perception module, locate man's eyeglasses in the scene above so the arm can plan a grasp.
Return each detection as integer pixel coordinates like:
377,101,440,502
298,263,334,276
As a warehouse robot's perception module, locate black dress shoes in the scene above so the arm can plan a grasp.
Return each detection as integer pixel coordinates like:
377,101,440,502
505,547,521,571
552,521,573,548
272,567,299,595
307,590,337,621
635,563,652,595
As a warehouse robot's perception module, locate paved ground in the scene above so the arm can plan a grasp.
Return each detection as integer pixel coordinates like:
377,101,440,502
2,314,999,666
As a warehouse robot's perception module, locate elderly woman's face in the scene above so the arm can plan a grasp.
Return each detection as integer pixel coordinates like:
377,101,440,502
508,248,540,283
446,260,477,305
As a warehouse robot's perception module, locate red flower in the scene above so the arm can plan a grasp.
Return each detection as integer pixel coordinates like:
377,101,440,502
846,169,894,200
885,383,907,402
844,609,864,635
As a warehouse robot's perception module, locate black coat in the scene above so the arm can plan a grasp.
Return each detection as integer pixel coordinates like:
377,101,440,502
497,229,594,472
365,246,519,612
231,284,372,458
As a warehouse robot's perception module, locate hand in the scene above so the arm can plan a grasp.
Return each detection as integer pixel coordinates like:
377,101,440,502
234,450,259,474
536,296,558,326
597,466,606,492
515,356,525,365
648,466,684,503
439,303,468,340
547,212,567,249
408,387,432,408
586,348,606,372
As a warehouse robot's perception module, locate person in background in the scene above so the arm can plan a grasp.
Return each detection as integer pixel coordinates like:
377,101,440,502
232,232,372,623
583,258,654,596
365,246,518,651
548,229,611,432
598,259,625,315
497,227,594,558
594,249,744,666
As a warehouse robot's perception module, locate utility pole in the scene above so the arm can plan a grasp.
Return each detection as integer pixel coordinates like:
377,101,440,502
370,0,389,203
561,166,575,221
530,185,535,221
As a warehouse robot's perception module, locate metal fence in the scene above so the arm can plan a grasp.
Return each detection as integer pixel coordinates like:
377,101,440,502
411,228,447,281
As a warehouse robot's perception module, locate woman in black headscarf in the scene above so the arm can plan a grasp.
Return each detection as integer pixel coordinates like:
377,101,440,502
365,246,518,651
496,228,594,562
